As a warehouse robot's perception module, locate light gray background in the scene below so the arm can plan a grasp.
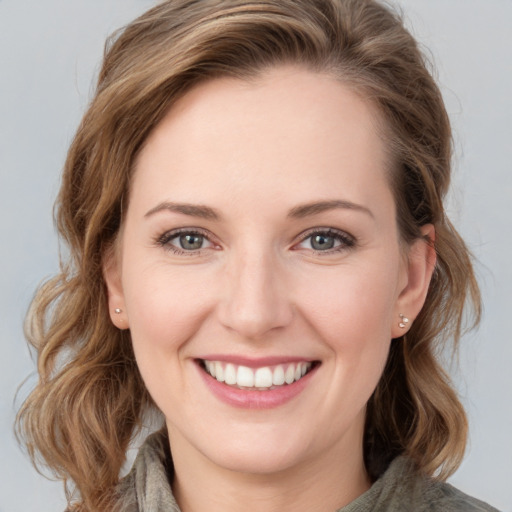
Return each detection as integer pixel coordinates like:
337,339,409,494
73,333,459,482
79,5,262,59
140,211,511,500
1,1,510,511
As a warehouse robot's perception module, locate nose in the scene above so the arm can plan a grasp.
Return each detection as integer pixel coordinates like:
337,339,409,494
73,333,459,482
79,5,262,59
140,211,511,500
217,249,293,339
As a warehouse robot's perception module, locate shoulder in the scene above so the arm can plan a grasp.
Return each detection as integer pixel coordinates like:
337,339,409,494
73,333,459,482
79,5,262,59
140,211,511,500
423,480,500,512
340,457,501,512
387,457,501,512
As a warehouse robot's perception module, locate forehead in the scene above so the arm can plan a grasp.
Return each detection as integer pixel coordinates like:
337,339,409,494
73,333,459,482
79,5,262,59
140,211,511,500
131,66,393,218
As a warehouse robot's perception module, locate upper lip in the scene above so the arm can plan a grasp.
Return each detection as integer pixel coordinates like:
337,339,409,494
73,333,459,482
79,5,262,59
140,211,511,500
196,355,318,368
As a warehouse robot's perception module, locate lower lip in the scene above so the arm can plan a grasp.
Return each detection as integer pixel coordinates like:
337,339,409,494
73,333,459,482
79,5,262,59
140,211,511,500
196,362,319,409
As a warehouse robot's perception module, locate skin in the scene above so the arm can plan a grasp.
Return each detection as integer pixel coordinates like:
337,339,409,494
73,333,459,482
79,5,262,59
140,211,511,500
105,66,435,512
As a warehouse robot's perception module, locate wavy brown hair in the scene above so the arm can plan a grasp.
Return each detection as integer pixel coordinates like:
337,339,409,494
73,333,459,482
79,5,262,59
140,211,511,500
16,0,481,510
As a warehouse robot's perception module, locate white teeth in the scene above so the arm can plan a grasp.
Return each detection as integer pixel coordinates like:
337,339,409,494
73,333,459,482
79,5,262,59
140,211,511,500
214,361,224,382
254,367,273,388
224,363,237,385
285,365,295,384
204,360,314,389
272,365,285,386
237,365,254,387
294,363,302,381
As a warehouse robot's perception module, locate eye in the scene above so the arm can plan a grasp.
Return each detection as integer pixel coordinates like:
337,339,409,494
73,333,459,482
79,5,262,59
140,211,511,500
156,228,215,255
295,228,355,253
176,233,208,251
309,233,338,250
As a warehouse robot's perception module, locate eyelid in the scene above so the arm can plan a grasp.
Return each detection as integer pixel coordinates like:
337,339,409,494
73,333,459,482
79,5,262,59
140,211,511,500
155,227,219,255
154,226,355,255
293,227,356,252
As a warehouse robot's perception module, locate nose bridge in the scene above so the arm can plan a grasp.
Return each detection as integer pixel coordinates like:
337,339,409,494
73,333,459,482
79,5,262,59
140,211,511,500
218,242,292,338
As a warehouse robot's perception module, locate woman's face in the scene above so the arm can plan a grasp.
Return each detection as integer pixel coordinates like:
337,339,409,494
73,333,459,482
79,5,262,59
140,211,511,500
106,66,433,476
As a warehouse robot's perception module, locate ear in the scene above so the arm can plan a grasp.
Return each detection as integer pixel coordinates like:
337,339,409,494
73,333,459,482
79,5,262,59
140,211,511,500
391,224,436,339
103,244,129,330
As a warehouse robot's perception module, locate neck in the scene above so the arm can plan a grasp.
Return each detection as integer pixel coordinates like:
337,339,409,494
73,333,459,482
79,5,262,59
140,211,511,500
169,428,370,512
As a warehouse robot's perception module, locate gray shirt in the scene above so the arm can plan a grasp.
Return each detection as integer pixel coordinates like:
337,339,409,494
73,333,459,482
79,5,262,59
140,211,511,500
116,432,500,511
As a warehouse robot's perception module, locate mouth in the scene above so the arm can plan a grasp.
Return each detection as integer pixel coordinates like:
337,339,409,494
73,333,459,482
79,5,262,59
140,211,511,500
197,359,320,391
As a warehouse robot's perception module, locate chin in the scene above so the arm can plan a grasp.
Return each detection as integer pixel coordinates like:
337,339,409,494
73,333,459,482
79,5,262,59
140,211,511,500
203,442,309,476
169,416,317,476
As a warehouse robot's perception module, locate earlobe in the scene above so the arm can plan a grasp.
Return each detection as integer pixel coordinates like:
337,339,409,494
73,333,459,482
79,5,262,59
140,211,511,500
391,224,436,339
103,245,129,330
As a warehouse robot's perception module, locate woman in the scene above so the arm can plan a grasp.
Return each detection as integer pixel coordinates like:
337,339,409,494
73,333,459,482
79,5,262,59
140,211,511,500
16,0,500,511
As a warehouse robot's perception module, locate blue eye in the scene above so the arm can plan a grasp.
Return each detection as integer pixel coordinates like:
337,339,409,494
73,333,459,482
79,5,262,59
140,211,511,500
157,229,213,254
310,233,337,250
177,233,205,250
297,229,355,252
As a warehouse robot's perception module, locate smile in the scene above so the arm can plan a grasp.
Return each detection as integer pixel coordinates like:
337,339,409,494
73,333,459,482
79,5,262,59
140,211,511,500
200,360,316,390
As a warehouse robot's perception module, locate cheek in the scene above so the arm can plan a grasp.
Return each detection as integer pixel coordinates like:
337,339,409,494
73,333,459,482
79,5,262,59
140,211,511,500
295,259,400,396
120,263,220,414
297,260,399,340
121,262,213,364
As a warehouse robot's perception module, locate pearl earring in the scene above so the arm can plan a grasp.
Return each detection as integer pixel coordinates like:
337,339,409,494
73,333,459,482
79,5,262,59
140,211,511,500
399,314,409,329
114,308,122,314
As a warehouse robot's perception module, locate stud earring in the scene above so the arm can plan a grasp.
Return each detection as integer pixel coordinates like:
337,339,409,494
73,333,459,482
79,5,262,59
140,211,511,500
114,308,122,314
399,313,409,329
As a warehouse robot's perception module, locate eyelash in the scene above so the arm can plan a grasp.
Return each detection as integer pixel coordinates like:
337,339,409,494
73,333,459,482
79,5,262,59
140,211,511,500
295,228,356,254
155,228,215,256
154,227,356,256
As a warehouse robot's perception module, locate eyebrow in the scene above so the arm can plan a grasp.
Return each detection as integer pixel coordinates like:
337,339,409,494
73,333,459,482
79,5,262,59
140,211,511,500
144,199,373,221
287,200,374,219
144,201,221,220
